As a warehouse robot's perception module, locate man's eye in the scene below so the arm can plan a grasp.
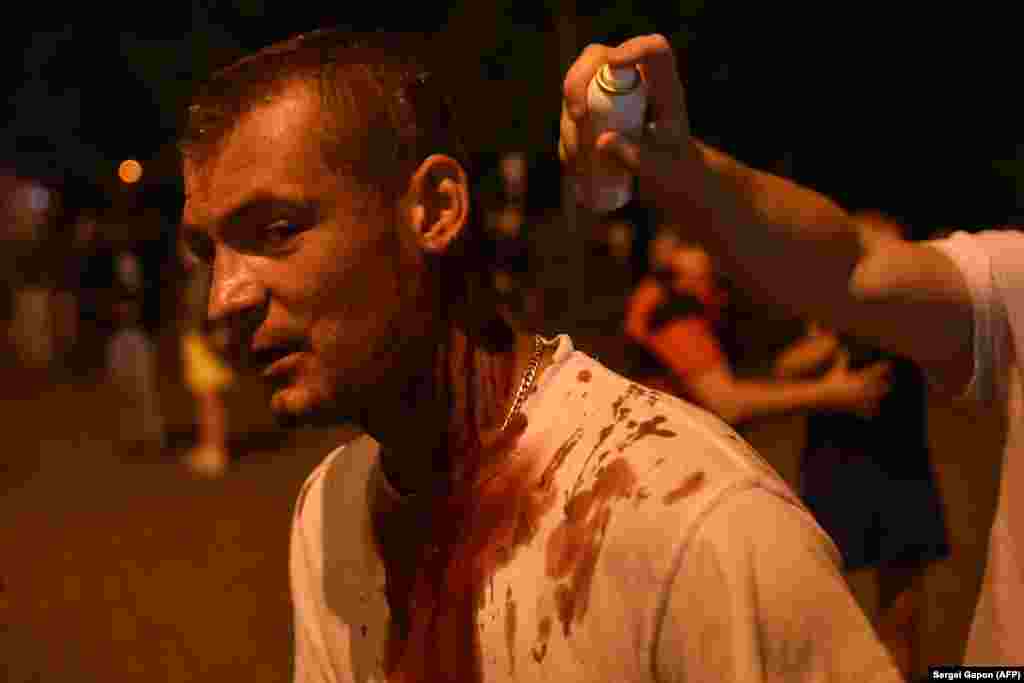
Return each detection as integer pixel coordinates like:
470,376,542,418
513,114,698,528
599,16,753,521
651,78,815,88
265,221,302,249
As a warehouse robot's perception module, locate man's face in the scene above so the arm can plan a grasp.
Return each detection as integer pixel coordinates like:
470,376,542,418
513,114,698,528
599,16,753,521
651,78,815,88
181,82,429,427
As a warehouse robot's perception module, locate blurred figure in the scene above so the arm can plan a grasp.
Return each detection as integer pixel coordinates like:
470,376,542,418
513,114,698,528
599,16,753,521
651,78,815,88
624,224,891,425
180,263,233,478
51,210,99,373
487,152,533,323
774,212,951,680
5,179,57,370
605,216,634,267
498,151,528,203
105,249,165,452
575,213,641,374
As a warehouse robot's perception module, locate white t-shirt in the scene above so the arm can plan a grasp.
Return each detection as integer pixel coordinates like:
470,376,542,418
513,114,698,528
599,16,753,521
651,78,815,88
932,231,1024,663
290,336,900,682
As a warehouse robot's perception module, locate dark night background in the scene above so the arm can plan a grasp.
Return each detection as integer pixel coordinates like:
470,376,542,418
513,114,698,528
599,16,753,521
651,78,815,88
4,3,1022,235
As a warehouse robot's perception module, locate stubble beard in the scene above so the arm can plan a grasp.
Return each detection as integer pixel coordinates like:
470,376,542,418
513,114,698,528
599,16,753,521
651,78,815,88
267,300,432,436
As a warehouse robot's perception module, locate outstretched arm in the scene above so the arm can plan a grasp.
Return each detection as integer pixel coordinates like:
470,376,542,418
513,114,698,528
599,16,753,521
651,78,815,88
630,309,889,425
773,324,840,379
561,35,974,396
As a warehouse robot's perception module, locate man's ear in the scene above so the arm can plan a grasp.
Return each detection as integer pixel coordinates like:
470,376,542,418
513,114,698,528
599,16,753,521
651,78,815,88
404,154,470,254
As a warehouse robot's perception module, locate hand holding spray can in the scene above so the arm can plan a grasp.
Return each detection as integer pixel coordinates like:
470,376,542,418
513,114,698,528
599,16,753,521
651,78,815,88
585,63,648,213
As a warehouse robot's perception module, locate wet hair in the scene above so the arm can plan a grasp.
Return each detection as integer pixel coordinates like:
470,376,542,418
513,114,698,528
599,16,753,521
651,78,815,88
179,27,492,303
180,28,470,198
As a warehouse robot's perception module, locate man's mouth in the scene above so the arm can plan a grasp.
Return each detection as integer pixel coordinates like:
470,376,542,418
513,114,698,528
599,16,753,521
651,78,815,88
247,343,306,379
262,351,303,380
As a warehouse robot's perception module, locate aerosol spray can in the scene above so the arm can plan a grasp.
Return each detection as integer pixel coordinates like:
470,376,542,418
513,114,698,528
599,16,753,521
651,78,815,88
585,63,648,213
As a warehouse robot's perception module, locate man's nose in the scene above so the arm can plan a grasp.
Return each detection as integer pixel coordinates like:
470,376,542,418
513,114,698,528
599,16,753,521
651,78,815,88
207,248,266,327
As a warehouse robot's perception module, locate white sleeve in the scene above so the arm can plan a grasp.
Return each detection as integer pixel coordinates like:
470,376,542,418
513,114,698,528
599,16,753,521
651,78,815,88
290,470,336,683
653,487,902,683
928,231,1010,403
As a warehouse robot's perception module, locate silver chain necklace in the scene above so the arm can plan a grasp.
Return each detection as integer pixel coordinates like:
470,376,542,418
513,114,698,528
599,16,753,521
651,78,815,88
501,334,546,431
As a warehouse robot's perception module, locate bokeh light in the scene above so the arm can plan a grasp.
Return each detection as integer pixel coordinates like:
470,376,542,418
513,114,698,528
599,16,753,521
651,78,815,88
118,159,143,184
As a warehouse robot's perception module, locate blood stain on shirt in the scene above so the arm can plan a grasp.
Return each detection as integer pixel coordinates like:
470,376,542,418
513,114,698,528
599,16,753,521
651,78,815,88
531,616,552,663
546,457,638,637
633,487,652,507
612,386,643,422
662,471,705,505
505,585,517,676
538,428,584,490
577,369,592,383
594,424,616,454
616,416,677,453
377,420,559,683
571,388,642,502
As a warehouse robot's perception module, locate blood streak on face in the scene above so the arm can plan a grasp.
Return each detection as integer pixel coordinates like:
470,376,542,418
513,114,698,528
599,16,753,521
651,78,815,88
545,457,637,637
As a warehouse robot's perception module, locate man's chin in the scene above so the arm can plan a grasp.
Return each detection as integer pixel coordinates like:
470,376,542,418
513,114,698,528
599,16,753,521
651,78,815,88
269,386,354,431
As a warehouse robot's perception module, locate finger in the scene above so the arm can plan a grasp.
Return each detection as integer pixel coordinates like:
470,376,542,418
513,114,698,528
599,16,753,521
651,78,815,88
558,106,581,167
563,43,612,121
607,34,685,125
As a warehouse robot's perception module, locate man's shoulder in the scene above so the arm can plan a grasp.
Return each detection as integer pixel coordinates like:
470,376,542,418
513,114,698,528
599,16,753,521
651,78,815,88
531,353,830,601
562,354,783,477
929,228,1024,281
537,353,796,523
293,434,379,529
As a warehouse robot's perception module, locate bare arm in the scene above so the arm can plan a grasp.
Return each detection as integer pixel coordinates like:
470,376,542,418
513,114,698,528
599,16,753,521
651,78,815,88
560,35,975,396
641,317,890,426
695,144,974,394
682,360,890,426
773,326,839,379
624,278,664,341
